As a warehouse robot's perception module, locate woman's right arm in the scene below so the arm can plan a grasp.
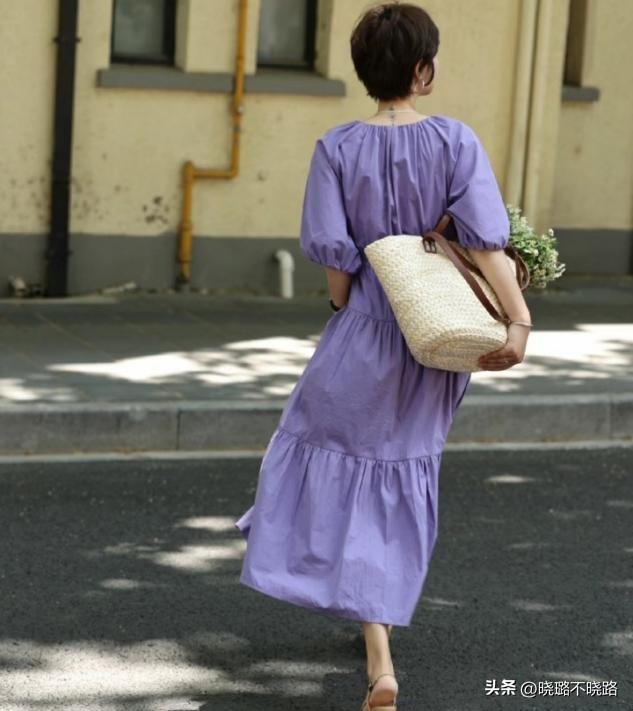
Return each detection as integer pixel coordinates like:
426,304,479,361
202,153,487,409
324,266,353,308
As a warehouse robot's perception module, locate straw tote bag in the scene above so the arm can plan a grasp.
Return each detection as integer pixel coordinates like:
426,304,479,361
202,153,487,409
364,213,531,373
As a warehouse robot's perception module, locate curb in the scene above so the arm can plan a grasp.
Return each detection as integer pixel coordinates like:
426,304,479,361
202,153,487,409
0,439,632,465
0,394,631,455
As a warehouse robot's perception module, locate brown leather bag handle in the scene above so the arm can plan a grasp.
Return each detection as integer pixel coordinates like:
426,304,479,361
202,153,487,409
421,213,531,326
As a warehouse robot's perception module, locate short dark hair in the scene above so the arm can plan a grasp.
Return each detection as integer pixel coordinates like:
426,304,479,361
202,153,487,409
350,2,439,102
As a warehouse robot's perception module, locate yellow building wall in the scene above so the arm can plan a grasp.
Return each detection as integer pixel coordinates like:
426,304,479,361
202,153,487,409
552,0,633,228
0,0,630,248
0,0,56,233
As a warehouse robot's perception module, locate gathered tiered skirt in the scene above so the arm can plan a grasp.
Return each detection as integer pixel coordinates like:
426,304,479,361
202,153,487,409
235,301,470,627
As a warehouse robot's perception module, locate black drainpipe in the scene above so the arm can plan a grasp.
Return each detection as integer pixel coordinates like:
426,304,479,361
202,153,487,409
45,0,79,297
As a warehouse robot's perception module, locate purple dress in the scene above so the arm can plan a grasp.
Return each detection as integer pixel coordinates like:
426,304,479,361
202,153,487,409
235,115,510,626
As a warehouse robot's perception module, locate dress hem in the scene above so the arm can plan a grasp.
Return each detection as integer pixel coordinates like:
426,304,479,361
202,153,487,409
238,568,413,627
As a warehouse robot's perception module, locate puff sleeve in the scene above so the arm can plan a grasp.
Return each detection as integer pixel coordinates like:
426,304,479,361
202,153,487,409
445,123,510,250
299,138,363,274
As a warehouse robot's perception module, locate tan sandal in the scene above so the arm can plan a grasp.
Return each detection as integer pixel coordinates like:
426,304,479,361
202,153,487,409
360,672,399,711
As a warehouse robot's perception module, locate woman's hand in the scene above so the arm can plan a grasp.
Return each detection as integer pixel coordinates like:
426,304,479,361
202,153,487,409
477,323,530,370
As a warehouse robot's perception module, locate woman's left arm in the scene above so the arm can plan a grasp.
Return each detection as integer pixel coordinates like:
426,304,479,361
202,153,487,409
324,267,353,308
465,248,531,322
466,248,532,370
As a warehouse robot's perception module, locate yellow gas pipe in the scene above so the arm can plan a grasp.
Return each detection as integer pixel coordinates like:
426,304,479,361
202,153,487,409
177,0,248,287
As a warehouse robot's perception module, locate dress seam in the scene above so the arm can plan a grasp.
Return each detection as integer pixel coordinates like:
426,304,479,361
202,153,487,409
276,425,441,463
344,305,397,323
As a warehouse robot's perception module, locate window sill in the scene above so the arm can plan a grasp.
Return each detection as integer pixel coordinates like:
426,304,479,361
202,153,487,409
97,65,346,97
561,84,600,102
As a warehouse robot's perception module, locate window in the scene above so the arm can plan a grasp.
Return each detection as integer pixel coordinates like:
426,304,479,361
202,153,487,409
563,0,588,86
111,0,176,65
257,0,317,70
561,0,600,101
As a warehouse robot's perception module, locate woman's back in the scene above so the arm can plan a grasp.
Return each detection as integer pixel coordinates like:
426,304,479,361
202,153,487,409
299,114,511,321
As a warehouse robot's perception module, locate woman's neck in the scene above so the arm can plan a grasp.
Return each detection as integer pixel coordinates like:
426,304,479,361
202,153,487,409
375,100,418,113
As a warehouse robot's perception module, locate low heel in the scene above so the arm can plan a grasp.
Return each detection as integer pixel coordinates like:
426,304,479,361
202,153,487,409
360,671,398,711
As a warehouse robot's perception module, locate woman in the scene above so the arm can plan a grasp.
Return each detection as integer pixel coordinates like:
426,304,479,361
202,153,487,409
235,3,532,709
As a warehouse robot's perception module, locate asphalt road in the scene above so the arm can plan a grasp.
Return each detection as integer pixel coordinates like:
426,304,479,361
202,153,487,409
1,445,632,710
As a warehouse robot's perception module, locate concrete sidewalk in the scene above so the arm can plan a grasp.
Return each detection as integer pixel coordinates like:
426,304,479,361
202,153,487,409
0,275,631,454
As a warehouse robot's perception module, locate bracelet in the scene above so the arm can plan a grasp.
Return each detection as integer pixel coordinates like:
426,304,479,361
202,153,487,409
509,320,533,328
329,298,342,312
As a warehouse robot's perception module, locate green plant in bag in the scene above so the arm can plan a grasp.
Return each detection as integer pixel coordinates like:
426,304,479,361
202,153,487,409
506,203,566,289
